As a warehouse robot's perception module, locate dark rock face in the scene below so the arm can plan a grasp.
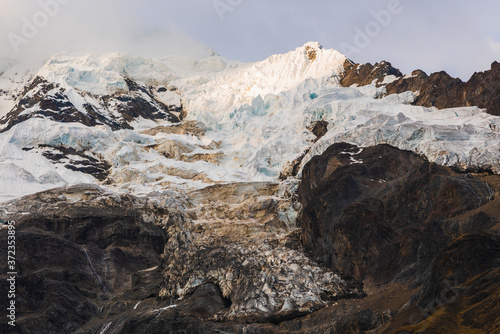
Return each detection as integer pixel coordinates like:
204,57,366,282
0,76,184,133
393,233,500,333
463,61,500,115
20,144,111,183
340,60,403,87
298,143,493,283
307,120,329,142
341,59,500,116
0,77,120,133
38,145,111,181
418,233,499,311
101,78,183,126
0,185,167,334
297,142,500,332
386,70,463,109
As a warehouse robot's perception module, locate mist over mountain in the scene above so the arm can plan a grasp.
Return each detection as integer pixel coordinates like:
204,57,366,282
1,0,499,79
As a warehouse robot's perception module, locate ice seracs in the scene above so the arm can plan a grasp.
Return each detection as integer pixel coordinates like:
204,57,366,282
180,41,346,115
0,42,500,202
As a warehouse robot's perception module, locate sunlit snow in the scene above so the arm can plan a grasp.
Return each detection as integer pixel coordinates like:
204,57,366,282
1,42,500,202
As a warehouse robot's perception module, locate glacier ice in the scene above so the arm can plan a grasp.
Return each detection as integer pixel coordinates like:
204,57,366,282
1,42,500,202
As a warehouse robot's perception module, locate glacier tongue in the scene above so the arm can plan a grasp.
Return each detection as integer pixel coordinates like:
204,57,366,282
0,42,500,202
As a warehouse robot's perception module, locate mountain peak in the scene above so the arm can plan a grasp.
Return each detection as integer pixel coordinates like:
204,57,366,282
303,41,324,50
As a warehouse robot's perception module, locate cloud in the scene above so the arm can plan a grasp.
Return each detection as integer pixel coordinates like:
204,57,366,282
0,0,498,80
489,36,500,51
0,0,211,61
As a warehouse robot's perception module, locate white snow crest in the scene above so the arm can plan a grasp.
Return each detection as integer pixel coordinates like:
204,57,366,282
1,42,500,203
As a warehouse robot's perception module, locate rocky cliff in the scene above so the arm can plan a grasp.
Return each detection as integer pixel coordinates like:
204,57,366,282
296,143,500,333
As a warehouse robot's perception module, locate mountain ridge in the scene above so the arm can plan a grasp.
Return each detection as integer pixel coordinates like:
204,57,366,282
1,42,500,203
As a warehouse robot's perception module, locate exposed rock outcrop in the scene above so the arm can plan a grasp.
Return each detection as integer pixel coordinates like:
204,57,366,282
341,60,403,87
0,76,184,133
341,59,500,116
0,185,167,334
386,61,500,116
296,142,500,332
298,143,493,283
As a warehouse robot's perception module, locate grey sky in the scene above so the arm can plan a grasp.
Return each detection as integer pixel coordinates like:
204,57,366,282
1,0,499,80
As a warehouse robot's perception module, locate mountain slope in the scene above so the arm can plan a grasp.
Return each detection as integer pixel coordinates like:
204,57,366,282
0,42,499,334
1,43,500,202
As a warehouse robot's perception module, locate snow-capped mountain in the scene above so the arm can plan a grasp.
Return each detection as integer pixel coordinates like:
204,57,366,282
1,42,499,334
0,42,499,202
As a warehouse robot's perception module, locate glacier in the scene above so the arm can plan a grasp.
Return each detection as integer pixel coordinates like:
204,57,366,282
1,42,500,202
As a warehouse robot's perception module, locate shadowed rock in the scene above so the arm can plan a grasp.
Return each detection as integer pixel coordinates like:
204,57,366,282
294,142,499,333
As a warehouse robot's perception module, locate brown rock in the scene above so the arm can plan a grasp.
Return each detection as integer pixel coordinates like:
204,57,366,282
341,60,403,87
342,58,500,116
